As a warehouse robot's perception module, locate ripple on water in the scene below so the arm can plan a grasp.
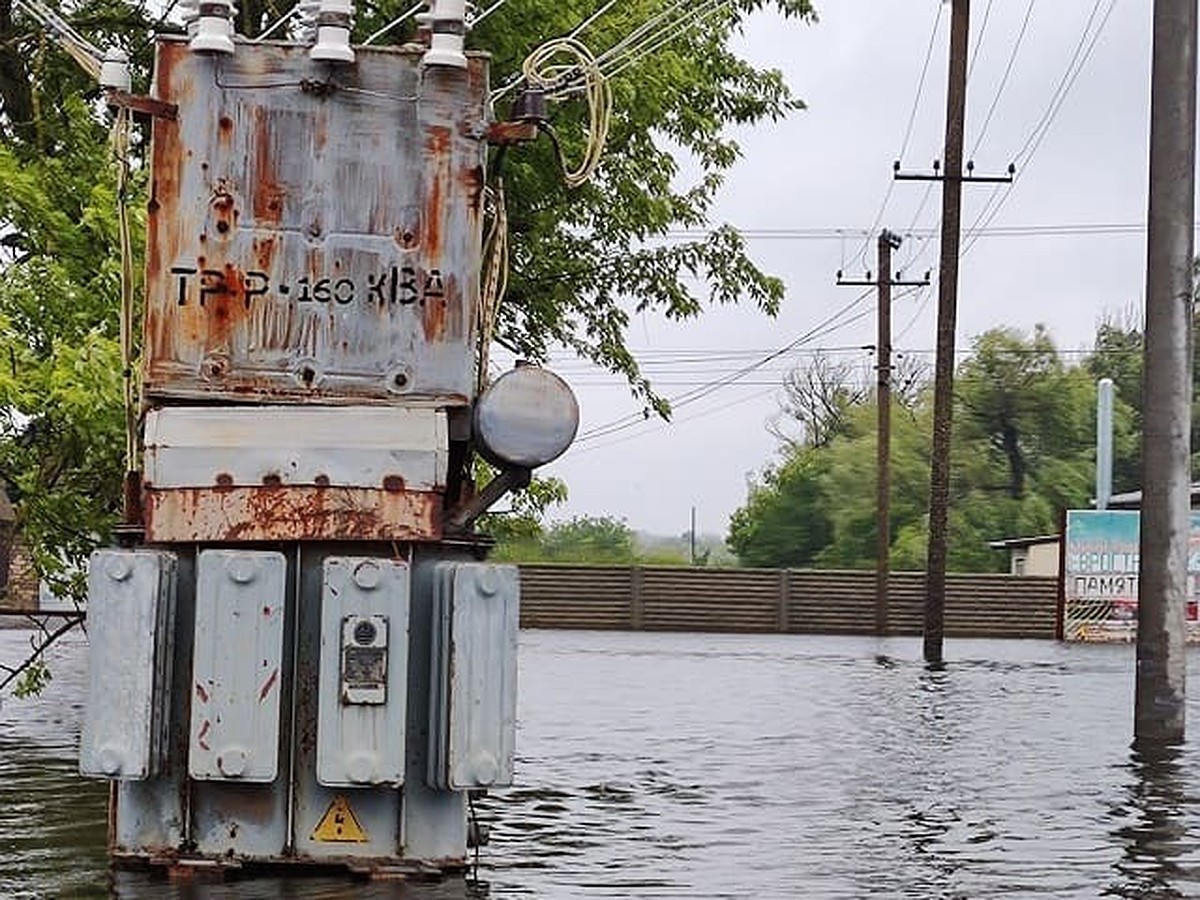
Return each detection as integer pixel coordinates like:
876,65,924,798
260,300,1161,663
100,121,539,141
5,629,1200,898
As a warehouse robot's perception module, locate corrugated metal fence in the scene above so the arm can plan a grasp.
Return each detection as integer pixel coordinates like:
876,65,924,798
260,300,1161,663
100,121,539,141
519,565,1060,639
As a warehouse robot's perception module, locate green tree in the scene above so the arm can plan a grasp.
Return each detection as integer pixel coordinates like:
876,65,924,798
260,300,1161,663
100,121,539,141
0,1,817,618
955,326,1093,503
729,324,1111,573
473,0,815,410
727,447,832,568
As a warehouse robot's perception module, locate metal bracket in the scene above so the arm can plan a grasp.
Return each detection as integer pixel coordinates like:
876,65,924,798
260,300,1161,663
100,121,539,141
485,121,539,146
104,89,178,121
444,466,531,531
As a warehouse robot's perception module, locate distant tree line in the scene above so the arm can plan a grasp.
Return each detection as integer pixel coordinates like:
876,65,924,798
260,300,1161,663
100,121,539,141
726,316,1176,573
488,512,725,566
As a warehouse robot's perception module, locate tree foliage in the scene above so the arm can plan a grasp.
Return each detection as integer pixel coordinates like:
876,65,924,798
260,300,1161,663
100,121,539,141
0,0,817,612
728,322,1151,573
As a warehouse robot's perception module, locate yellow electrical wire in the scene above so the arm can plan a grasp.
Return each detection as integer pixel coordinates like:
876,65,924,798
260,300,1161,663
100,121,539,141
111,106,137,473
520,37,611,188
477,179,508,394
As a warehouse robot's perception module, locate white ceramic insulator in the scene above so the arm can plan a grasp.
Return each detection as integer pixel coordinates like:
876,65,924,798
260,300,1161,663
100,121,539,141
422,0,467,69
310,0,355,63
100,49,131,92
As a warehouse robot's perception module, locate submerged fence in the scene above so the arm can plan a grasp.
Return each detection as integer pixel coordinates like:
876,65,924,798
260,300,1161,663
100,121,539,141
518,565,1060,639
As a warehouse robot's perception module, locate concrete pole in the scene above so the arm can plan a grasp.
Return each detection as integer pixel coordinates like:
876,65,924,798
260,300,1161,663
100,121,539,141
923,0,969,668
1136,0,1195,746
876,231,901,637
1097,378,1114,511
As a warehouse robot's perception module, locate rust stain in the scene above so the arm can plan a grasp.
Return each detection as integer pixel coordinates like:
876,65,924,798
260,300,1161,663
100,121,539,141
195,682,209,703
423,290,447,342
144,486,443,542
202,263,250,350
382,475,405,492
258,668,279,703
196,719,211,751
253,107,285,224
444,272,463,340
217,114,234,148
461,164,484,210
252,235,276,272
424,125,451,261
206,784,277,826
144,61,187,375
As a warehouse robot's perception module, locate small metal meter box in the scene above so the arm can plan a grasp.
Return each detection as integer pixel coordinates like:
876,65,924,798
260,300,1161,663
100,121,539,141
341,614,389,705
317,557,410,786
428,562,519,791
189,550,287,782
80,549,177,780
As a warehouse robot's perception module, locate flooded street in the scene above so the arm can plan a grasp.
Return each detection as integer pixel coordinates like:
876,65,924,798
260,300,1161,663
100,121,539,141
3,627,1200,898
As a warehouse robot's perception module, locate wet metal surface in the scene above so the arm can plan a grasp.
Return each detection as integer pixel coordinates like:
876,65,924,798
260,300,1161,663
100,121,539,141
143,39,487,406
5,628,1200,897
143,486,443,542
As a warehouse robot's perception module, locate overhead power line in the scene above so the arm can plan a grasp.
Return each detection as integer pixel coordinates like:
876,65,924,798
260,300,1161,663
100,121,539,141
574,286,875,444
664,222,1180,241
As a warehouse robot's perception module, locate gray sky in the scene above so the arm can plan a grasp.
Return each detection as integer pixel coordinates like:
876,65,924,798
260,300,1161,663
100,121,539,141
534,0,1160,539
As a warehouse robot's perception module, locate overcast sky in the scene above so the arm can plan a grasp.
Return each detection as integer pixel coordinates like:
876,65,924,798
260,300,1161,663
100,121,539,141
533,0,1162,539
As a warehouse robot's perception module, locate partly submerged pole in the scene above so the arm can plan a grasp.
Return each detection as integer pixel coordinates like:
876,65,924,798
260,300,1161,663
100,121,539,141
923,0,970,668
1136,0,1195,746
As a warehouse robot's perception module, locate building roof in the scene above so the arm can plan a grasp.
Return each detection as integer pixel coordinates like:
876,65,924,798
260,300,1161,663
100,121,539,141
988,534,1060,550
1102,483,1200,509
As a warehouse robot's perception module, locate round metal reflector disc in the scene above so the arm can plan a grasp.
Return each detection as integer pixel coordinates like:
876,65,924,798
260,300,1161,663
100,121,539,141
474,366,579,468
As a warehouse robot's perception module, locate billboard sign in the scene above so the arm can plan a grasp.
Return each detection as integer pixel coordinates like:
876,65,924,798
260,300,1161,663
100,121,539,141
1063,509,1200,641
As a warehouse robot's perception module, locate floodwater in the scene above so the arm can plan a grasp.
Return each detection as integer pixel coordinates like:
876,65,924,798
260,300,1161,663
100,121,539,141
3,627,1200,899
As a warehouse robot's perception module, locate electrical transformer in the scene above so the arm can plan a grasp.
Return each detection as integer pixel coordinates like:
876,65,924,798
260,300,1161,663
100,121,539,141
79,25,576,878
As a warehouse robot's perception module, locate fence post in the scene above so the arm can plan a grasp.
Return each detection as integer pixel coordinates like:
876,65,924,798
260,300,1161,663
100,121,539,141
777,569,790,632
630,566,645,630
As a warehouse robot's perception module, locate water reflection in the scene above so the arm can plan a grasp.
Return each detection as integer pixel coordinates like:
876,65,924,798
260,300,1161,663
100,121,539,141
9,630,1200,898
109,872,492,900
1106,741,1200,899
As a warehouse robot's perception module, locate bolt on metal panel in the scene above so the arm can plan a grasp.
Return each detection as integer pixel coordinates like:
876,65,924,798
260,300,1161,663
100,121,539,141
80,549,177,780
143,406,448,490
142,39,488,405
428,562,519,790
190,549,287,782
317,556,410,787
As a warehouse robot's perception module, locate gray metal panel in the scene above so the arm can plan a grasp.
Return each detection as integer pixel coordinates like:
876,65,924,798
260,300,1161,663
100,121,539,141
143,39,488,405
317,556,410,786
429,562,519,790
143,406,448,489
292,546,402,861
112,550,195,855
80,549,177,780
404,550,469,863
190,549,287,782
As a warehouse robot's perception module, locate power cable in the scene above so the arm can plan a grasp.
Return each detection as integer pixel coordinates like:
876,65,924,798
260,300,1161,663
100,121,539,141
664,222,1180,241
1011,0,1110,165
575,287,875,443
967,0,1036,160
851,0,945,273
961,0,1118,258
965,0,995,84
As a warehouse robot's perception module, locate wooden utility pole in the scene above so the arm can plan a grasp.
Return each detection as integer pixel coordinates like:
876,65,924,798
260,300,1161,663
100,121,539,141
1136,0,1195,746
838,232,928,635
895,0,1013,667
922,0,969,669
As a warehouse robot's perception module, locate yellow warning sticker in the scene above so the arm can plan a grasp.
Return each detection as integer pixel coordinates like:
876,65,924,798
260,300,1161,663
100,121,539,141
311,795,369,843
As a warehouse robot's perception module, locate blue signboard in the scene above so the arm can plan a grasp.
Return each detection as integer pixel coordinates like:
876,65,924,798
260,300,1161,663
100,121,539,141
1063,509,1200,641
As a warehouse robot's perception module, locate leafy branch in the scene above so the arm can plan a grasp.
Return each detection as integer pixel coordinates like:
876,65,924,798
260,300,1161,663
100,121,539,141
0,611,84,697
